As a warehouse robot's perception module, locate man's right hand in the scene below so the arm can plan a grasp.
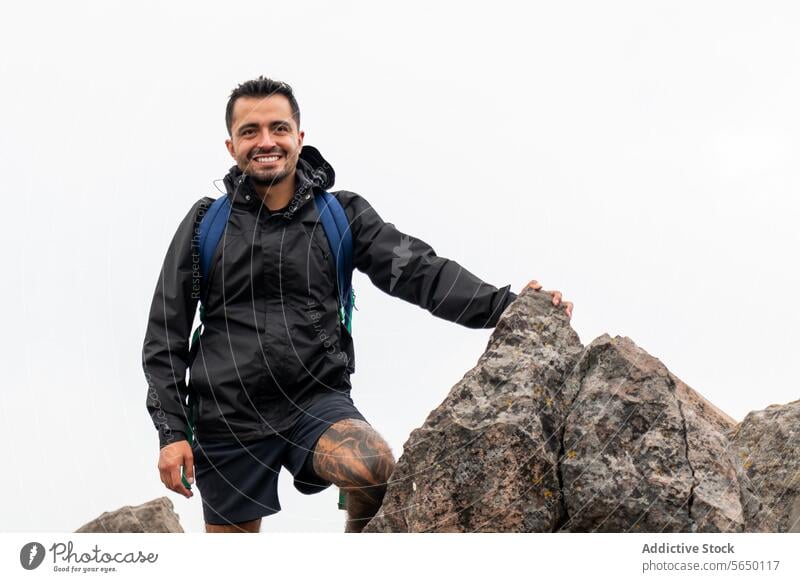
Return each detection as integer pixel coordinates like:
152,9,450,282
158,440,194,498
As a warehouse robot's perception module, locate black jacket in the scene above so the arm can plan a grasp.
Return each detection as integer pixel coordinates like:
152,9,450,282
143,145,518,447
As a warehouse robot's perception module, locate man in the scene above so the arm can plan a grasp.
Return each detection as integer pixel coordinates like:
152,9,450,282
142,76,573,533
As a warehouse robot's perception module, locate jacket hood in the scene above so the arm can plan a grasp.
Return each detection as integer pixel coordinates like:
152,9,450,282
221,144,336,202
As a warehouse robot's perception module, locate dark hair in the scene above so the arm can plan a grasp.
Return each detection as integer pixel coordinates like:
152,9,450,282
225,76,301,136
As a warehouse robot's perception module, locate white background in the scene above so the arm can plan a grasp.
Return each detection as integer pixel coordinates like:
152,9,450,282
0,0,797,533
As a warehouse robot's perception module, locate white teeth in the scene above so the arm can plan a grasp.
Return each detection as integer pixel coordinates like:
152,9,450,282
254,155,280,162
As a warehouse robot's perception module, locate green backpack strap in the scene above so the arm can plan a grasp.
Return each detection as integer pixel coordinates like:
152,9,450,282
181,305,204,490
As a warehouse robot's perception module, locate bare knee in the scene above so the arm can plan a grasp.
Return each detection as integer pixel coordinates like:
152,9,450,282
313,419,396,490
354,452,395,496
205,518,261,533
343,451,395,517
342,455,395,533
373,453,396,485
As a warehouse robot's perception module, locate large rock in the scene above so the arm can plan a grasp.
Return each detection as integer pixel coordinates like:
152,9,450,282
364,287,798,533
365,288,584,532
559,335,746,532
731,400,800,532
75,497,183,533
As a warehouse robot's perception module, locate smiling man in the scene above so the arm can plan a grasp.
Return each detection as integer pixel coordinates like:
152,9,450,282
142,76,573,533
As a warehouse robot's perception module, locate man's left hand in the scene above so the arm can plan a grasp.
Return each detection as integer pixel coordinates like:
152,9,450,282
522,280,573,319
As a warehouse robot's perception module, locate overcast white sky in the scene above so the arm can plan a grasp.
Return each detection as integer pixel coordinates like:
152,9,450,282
1,1,798,533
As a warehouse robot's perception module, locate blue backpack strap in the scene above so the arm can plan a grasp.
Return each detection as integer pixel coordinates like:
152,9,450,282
198,195,233,301
185,195,231,455
314,191,355,332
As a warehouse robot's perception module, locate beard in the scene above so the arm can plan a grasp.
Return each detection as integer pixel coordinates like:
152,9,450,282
243,150,299,187
247,166,291,187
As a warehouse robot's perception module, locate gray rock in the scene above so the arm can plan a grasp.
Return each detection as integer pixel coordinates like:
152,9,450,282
560,335,744,532
75,497,183,533
365,287,796,533
730,400,800,532
365,288,583,532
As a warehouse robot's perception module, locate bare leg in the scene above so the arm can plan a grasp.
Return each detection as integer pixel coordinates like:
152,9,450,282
312,419,396,532
205,518,262,533
344,487,384,533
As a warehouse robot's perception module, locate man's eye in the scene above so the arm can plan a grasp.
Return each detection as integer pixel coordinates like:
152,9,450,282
276,126,289,133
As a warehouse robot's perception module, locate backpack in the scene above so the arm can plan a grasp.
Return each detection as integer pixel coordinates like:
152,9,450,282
180,191,356,503
192,190,355,338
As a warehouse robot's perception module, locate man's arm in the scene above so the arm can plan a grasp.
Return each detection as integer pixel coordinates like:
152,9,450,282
142,198,209,448
336,190,517,328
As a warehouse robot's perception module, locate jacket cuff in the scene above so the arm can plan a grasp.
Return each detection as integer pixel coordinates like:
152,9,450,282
158,428,188,449
486,285,518,328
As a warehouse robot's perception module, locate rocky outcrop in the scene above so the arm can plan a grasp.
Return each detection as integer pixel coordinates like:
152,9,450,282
364,288,798,533
366,286,583,532
75,497,183,533
559,335,748,532
731,400,800,532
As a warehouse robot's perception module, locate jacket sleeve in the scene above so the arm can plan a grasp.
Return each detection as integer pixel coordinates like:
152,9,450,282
142,198,210,448
335,190,518,329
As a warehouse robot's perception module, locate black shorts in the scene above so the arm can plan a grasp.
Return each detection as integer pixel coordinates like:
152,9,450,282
191,391,368,525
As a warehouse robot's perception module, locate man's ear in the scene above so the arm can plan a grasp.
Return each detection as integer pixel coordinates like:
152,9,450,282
225,138,235,159
297,130,305,151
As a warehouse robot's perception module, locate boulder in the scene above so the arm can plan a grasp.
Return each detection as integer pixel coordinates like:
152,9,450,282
364,287,797,533
731,400,800,532
75,497,183,533
559,335,746,532
365,287,583,532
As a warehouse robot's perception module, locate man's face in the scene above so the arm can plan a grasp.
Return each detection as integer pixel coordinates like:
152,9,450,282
225,95,305,188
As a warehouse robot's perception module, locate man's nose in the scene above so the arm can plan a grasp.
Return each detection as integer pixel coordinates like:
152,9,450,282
256,129,278,150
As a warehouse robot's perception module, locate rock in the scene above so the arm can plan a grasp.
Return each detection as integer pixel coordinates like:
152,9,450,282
364,287,797,533
559,335,745,532
730,400,800,532
365,287,584,532
75,497,183,533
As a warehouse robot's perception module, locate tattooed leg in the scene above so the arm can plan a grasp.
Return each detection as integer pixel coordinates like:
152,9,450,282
312,419,396,533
